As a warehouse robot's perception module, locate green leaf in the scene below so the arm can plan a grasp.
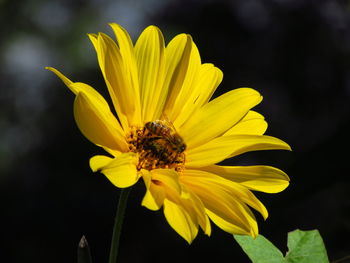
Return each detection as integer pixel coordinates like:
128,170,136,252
234,234,285,263
234,229,329,263
285,229,329,263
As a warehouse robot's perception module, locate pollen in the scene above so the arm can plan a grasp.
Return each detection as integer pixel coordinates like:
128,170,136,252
127,124,186,172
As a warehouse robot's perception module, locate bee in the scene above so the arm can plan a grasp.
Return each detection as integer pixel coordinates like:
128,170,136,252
144,120,186,154
142,139,169,161
141,120,186,165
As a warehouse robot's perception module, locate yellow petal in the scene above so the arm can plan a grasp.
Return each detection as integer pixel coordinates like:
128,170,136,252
90,155,114,172
93,152,139,188
205,209,251,236
88,33,98,50
71,82,110,109
173,63,223,128
141,170,166,211
165,40,201,123
181,170,253,234
151,169,182,194
232,201,259,237
109,23,142,121
142,169,209,240
102,148,122,158
194,64,224,107
142,186,165,211
134,26,166,122
183,169,268,220
179,184,212,236
47,67,109,112
109,23,139,88
90,33,141,129
163,176,211,237
201,165,290,193
186,135,291,168
141,169,182,210
162,34,192,121
46,68,110,110
206,200,259,237
224,111,267,136
227,134,291,158
73,92,128,151
46,67,73,87
180,88,263,149
163,198,198,244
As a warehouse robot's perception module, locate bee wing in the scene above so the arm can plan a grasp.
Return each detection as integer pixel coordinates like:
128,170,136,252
159,113,177,133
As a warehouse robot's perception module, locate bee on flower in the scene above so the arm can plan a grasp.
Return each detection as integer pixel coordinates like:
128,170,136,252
46,23,291,244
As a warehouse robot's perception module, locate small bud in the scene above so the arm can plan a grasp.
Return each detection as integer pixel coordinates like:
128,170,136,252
77,235,92,263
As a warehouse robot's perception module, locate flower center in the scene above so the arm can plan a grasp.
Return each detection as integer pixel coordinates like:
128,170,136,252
127,121,186,172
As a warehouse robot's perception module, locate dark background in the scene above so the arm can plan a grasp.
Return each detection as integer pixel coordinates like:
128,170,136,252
1,0,349,262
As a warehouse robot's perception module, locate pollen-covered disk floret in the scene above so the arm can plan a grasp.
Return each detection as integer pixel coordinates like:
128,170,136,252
126,125,185,172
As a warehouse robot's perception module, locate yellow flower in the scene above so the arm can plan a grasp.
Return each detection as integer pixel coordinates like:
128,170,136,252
46,23,291,244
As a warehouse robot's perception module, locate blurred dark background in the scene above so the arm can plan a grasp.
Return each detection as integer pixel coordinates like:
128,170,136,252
1,0,350,262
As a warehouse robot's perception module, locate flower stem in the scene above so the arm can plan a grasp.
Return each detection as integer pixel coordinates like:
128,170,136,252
108,188,131,263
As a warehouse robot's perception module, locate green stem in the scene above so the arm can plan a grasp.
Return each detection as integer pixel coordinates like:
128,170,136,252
108,188,131,263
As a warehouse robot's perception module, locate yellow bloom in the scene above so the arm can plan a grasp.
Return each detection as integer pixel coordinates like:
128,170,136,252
46,24,291,244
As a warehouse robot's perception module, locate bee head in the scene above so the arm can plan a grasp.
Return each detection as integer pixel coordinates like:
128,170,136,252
179,144,186,153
